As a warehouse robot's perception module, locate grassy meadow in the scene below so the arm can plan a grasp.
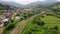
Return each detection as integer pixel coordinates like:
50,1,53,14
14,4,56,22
21,14,60,34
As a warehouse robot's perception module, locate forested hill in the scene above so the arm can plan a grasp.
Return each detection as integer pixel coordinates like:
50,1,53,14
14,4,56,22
0,3,11,15
45,2,60,11
51,2,60,14
0,3,11,10
44,2,60,18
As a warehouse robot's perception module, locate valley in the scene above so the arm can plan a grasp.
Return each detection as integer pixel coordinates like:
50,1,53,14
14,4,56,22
0,0,60,34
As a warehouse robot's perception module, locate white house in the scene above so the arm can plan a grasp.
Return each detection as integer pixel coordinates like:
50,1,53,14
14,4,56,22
15,16,20,20
1,18,9,22
0,18,9,27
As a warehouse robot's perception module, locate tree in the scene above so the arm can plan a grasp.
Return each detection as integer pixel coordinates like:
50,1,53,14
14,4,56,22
27,31,32,34
23,13,28,19
33,16,45,26
54,26,58,30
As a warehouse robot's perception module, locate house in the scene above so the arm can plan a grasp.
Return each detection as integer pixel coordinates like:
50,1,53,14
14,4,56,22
6,9,15,17
21,9,32,14
15,16,20,20
0,17,9,27
1,18,9,22
0,9,15,26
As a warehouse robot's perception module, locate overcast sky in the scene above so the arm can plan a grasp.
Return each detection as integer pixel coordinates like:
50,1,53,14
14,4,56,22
2,0,60,5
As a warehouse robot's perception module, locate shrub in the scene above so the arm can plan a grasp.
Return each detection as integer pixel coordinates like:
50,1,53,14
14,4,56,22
33,17,40,24
47,14,53,16
40,16,44,18
27,31,32,34
23,15,27,19
54,26,58,30
5,24,15,31
4,21,9,27
23,30,32,34
35,21,45,26
33,16,45,26
2,23,15,34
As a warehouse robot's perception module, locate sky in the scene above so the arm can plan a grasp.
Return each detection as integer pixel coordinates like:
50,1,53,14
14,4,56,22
2,0,60,5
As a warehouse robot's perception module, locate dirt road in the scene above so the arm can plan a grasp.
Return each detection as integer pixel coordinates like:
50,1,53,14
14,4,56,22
11,13,45,34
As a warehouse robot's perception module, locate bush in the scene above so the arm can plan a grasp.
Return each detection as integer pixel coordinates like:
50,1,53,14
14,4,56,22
30,28,38,32
4,18,14,27
4,21,9,27
24,15,27,18
47,14,53,16
33,16,45,26
40,16,44,18
5,24,15,31
37,21,45,26
45,28,58,34
27,31,32,34
54,26,58,30
3,18,15,34
16,14,20,16
23,30,32,34
33,17,40,24
2,23,15,34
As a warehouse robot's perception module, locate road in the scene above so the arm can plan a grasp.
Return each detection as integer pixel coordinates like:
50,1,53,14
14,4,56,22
11,12,45,34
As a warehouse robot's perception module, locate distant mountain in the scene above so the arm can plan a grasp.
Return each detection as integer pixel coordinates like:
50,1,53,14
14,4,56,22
0,0,60,8
46,2,60,9
0,3,11,10
0,1,23,7
25,0,59,8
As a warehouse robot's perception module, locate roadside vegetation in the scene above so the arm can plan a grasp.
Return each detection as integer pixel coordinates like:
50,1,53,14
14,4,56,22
1,7,42,34
21,13,60,34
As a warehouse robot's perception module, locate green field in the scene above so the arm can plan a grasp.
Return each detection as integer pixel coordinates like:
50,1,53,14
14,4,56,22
21,14,60,34
41,15,60,27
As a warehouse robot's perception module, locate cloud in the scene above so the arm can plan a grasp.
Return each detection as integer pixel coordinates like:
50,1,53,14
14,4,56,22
14,0,38,4
39,0,46,1
2,0,12,1
2,0,46,4
2,0,60,5
2,0,38,4
58,0,60,1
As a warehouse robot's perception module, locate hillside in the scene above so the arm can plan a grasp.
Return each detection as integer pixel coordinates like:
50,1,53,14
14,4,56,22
46,2,60,15
0,3,11,14
0,0,23,7
24,0,59,8
0,3,11,10
0,0,60,34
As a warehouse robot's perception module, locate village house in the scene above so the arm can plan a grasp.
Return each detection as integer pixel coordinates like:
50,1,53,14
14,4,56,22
21,9,32,13
0,18,9,27
15,16,20,20
0,9,15,26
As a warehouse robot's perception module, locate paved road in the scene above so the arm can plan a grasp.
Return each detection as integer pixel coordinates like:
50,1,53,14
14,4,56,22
11,12,45,34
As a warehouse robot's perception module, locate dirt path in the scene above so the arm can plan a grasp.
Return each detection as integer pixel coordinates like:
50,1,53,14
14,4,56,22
10,13,44,34
11,20,26,34
0,27,3,34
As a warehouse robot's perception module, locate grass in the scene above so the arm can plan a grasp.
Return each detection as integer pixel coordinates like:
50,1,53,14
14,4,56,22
41,15,60,27
2,14,24,34
41,15,60,23
21,14,60,34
